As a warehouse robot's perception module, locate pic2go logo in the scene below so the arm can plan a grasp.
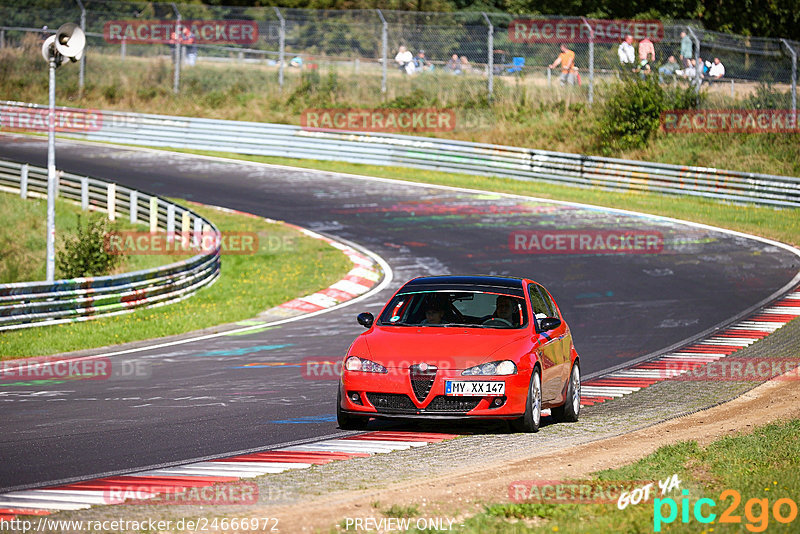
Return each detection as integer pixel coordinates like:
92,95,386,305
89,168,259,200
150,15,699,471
654,489,799,532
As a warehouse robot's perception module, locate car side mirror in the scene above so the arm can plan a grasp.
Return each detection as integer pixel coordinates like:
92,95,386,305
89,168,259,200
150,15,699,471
357,312,374,329
539,317,561,331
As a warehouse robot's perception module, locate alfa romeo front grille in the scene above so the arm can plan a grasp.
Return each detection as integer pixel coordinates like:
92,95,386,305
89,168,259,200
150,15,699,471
409,364,436,402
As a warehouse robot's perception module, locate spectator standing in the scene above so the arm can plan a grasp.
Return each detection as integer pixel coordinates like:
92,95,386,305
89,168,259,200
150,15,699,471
617,35,635,73
707,57,725,80
680,31,693,67
548,44,577,86
395,46,415,74
658,55,679,82
181,26,197,66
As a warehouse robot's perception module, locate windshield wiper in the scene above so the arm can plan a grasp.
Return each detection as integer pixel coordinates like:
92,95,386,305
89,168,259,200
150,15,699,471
443,323,480,328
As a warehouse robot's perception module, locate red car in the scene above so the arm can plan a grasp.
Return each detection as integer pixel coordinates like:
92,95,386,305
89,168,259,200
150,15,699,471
337,275,581,432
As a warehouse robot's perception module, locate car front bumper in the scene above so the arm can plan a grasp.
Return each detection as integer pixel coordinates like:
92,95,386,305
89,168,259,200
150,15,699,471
339,367,532,419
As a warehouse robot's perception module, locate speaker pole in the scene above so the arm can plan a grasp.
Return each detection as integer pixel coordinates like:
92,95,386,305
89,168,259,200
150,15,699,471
41,22,85,281
46,52,57,282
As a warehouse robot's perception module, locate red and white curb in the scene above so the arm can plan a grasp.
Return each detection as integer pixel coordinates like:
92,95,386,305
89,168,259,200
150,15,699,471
276,226,380,314
0,432,458,521
580,288,800,406
187,203,382,316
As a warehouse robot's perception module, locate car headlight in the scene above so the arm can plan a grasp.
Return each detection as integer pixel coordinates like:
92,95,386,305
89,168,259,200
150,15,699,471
345,356,388,373
462,360,517,376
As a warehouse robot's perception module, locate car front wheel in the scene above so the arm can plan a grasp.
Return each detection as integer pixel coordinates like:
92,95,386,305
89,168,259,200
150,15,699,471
552,362,580,423
511,368,541,433
337,388,369,430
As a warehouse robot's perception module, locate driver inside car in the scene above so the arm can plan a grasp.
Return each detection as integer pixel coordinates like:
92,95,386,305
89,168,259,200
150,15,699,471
483,295,520,327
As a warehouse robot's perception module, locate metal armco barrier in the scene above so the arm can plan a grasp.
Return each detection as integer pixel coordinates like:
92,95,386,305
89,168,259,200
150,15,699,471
2,101,799,208
0,158,221,331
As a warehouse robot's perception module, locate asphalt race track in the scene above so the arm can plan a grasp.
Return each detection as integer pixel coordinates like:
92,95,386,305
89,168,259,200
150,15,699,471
1,135,798,491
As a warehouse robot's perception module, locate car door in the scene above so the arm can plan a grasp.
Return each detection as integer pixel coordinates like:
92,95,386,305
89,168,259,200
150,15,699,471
535,284,572,404
528,284,562,403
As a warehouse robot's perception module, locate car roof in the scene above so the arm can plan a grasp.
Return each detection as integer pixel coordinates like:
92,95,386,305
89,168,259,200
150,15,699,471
398,275,527,297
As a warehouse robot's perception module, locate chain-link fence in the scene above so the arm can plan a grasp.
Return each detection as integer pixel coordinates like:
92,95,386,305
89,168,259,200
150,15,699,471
0,1,797,111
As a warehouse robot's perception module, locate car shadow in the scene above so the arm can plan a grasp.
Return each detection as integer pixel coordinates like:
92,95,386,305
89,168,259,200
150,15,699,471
351,414,558,435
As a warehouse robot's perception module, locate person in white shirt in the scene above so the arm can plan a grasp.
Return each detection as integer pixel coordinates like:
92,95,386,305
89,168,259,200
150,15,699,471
708,57,725,80
395,46,415,74
617,35,635,73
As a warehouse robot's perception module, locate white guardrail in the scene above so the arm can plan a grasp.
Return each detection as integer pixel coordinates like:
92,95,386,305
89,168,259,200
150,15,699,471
2,101,800,207
0,159,221,331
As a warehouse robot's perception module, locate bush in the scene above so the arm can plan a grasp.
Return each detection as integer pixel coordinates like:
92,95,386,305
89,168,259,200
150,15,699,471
595,78,703,153
102,84,119,103
596,78,665,152
57,216,120,279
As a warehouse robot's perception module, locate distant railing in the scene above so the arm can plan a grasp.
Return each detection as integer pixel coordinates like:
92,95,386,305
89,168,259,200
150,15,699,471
0,158,221,331
2,101,796,208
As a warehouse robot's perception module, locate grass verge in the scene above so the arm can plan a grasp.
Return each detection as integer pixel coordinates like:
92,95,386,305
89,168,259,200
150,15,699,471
0,191,175,283
173,149,800,248
456,418,800,533
0,201,352,359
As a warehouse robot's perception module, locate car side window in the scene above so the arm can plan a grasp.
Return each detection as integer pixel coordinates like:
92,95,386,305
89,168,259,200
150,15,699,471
528,285,552,331
536,285,558,318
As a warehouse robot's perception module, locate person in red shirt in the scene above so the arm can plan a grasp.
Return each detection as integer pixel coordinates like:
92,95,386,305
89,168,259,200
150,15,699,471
638,38,655,63
181,26,197,66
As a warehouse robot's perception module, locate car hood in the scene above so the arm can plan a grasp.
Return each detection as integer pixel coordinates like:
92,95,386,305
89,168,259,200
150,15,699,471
360,326,528,370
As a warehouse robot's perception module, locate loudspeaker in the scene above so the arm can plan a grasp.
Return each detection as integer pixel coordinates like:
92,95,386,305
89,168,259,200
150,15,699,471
55,23,85,62
41,34,57,62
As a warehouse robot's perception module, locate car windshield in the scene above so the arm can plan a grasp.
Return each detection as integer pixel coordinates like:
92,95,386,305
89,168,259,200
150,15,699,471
377,290,528,329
